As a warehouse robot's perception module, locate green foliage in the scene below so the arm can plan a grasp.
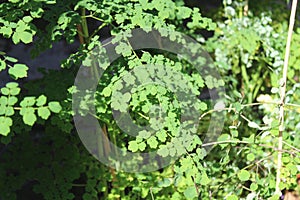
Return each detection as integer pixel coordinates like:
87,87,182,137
0,77,62,135
238,169,251,181
0,0,300,199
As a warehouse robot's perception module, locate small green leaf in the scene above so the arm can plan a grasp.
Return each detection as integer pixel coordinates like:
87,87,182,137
199,102,207,111
247,153,255,162
12,32,21,44
233,102,242,112
123,93,131,102
141,104,150,113
139,130,151,139
128,141,139,152
115,42,132,57
6,82,20,95
226,195,238,200
82,57,92,66
169,147,176,157
0,26,13,37
238,169,250,181
5,106,14,116
0,96,8,106
184,186,198,199
8,63,28,79
20,97,36,107
217,134,230,149
147,136,158,148
5,56,18,63
36,95,47,106
243,134,255,143
8,0,20,3
205,76,214,89
250,183,258,191
115,13,125,24
287,163,298,175
20,107,34,116
124,73,135,85
197,148,207,160
7,96,18,106
158,178,172,188
157,145,169,157
20,31,33,44
230,129,238,137
138,142,146,151
30,8,44,18
0,116,13,136
23,112,37,126
1,87,9,95
102,87,111,97
38,107,51,120
177,7,192,19
48,101,62,113
0,60,6,71
6,82,19,89
200,172,211,185
9,87,21,96
156,130,167,142
23,16,33,23
0,105,5,115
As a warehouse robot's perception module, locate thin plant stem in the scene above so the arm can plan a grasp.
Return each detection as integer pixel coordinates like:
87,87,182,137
275,0,298,195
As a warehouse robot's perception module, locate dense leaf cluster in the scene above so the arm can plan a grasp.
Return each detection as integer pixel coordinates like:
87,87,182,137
1,0,300,199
